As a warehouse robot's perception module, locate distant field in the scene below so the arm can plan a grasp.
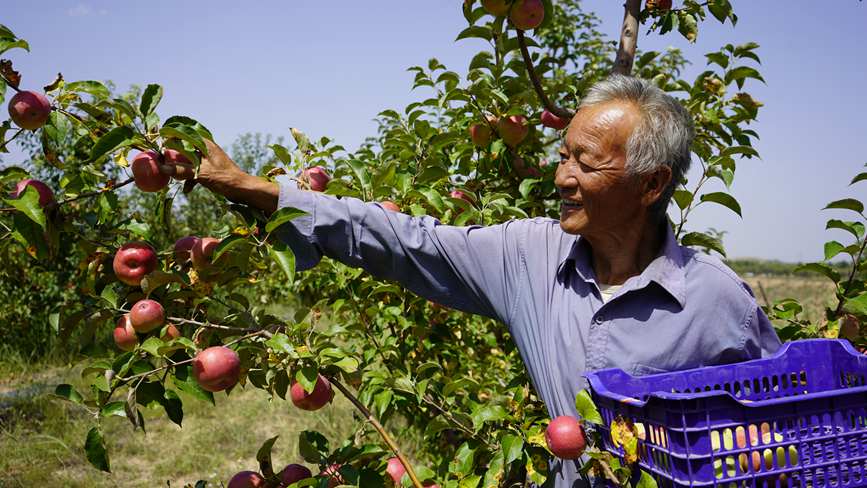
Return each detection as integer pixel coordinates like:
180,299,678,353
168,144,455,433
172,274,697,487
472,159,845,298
742,273,837,323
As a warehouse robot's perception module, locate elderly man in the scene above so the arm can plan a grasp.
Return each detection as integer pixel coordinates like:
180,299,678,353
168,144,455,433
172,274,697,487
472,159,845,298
167,75,781,487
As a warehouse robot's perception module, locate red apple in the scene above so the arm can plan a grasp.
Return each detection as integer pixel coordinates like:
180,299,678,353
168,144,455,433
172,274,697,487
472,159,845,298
290,374,333,411
131,150,170,192
646,0,672,11
228,471,265,488
386,457,405,486
512,156,541,178
380,201,401,212
280,464,313,487
541,109,570,130
113,242,158,287
302,166,330,192
481,0,511,16
13,178,55,207
173,236,199,264
8,90,52,130
545,416,586,459
160,323,181,341
840,314,860,341
129,299,165,333
193,346,241,392
191,237,221,270
321,464,344,488
510,0,545,30
497,115,529,147
113,314,138,351
468,123,492,147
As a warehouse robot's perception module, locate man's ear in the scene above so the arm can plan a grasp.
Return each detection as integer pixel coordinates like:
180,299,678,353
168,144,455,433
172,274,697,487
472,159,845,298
640,165,672,208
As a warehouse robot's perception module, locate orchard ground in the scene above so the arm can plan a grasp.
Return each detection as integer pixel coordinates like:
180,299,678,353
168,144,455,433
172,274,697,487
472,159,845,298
0,271,834,487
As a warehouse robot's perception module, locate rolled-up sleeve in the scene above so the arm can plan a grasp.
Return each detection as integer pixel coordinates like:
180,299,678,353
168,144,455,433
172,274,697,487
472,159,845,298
271,177,524,322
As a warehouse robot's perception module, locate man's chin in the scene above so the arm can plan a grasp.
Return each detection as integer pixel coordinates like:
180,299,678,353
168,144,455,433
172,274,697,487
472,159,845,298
559,218,583,235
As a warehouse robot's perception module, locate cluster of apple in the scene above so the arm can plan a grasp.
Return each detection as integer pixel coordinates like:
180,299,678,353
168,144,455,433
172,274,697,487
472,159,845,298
481,0,545,30
7,88,57,206
226,454,426,488
467,110,566,179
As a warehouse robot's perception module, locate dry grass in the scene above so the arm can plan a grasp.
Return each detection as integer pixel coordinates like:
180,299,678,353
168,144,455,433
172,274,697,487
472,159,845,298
742,274,837,323
0,363,356,488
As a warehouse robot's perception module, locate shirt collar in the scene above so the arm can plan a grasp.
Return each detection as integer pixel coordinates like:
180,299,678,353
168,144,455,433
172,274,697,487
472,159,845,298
556,223,687,308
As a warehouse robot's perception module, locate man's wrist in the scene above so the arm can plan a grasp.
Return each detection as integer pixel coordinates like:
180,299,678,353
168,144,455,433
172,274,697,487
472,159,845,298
228,173,279,214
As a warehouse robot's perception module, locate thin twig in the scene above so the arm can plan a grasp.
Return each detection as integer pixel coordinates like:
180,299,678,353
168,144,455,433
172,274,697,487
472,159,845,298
58,177,135,205
515,30,572,120
756,281,771,309
0,127,24,152
612,0,642,75
329,376,425,488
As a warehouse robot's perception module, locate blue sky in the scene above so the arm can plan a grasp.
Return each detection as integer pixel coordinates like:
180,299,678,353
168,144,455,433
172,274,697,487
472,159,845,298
2,1,865,261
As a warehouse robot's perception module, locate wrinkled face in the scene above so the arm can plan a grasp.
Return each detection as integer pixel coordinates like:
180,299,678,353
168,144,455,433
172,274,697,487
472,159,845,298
554,101,644,238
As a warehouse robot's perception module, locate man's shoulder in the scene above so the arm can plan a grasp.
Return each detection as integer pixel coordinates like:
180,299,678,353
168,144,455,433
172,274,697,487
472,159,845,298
680,246,757,303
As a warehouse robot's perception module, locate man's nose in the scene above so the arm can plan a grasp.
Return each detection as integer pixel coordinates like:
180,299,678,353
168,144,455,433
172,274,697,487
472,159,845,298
554,166,578,190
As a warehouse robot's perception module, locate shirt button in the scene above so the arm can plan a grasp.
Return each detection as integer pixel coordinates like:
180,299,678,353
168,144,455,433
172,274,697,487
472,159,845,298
593,315,604,325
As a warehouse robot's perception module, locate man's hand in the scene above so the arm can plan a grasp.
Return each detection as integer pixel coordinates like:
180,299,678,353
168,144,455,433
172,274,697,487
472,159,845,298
160,139,279,214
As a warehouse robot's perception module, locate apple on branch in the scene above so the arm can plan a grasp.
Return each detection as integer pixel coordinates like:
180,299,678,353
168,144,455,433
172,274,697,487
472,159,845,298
8,90,52,130
497,115,529,147
113,314,138,351
131,150,170,192
290,374,334,411
13,178,55,207
193,346,241,392
227,471,265,488
129,299,165,333
113,242,158,287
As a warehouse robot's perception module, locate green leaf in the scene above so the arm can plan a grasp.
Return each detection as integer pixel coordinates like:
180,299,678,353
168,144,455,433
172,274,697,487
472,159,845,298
163,389,183,426
139,84,163,117
66,80,110,100
827,219,866,240
296,366,318,393
0,38,29,56
850,171,867,186
268,241,296,285
212,235,248,262
725,66,765,89
673,189,693,210
681,231,726,257
705,52,729,69
824,198,864,214
794,262,840,283
172,365,215,405
298,430,329,464
90,126,135,162
256,435,279,478
470,404,508,430
501,434,524,464
5,185,46,228
84,427,110,472
100,402,127,418
574,390,603,425
54,384,84,403
265,333,295,354
707,0,733,23
824,240,847,261
719,145,759,159
140,337,163,357
843,293,867,316
160,125,207,154
269,144,292,165
635,469,659,488
677,12,698,42
265,206,307,233
699,192,742,217
455,25,492,42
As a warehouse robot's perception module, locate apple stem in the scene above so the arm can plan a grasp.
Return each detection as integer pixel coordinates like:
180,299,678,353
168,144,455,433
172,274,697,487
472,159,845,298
328,376,425,488
612,0,642,76
515,29,573,120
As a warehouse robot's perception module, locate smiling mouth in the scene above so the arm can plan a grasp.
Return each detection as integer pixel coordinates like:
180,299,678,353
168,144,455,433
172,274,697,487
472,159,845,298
560,200,583,210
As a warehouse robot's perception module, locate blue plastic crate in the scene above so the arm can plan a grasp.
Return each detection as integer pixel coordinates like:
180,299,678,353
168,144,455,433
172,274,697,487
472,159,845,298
584,339,867,487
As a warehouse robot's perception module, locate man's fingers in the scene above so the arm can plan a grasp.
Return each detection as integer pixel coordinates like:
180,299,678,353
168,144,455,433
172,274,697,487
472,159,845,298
159,162,195,180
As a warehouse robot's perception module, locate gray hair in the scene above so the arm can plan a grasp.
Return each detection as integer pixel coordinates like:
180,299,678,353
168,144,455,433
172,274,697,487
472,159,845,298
578,74,694,215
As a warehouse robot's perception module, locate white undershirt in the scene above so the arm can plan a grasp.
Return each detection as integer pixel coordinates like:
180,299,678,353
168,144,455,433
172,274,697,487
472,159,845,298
598,283,623,303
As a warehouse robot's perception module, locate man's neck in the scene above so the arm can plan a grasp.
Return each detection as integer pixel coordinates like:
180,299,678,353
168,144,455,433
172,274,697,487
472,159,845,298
585,217,665,285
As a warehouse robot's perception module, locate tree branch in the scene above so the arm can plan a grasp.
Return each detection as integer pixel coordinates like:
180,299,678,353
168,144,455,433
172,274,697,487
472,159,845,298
516,30,572,120
612,0,642,76
329,376,425,488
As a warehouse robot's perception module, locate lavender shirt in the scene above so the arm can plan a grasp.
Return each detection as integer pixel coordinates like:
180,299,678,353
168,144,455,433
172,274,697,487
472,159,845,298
274,181,782,487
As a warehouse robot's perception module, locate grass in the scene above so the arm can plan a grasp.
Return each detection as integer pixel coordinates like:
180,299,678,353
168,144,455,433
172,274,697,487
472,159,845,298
0,275,837,487
0,361,356,488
